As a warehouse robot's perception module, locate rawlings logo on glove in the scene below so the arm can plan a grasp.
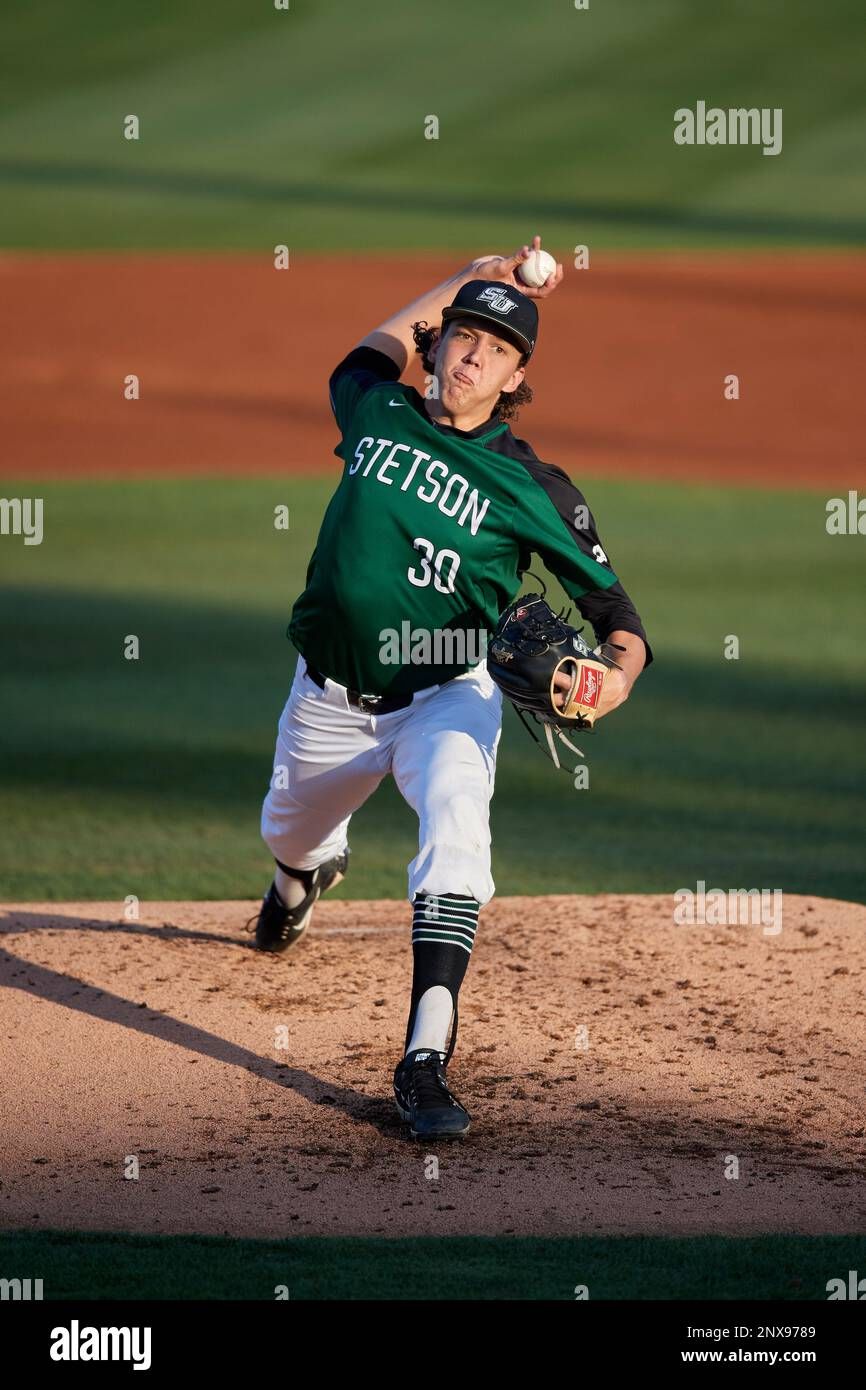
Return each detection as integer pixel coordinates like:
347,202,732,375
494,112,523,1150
572,662,603,711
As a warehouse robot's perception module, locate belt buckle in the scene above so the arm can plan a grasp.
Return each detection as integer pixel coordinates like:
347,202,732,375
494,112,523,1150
357,692,381,714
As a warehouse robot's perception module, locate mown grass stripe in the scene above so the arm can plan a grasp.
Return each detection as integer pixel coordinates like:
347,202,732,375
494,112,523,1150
0,1229,855,1301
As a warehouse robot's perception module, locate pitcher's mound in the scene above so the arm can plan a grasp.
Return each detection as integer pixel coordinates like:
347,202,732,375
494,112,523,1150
1,894,864,1238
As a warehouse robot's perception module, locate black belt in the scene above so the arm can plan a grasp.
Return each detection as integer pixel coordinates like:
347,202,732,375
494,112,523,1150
304,662,414,715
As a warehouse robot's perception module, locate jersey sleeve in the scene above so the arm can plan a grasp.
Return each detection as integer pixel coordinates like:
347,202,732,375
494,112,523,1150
329,346,401,436
512,459,653,665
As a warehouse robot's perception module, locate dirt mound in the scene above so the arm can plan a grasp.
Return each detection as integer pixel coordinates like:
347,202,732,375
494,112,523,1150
1,894,864,1238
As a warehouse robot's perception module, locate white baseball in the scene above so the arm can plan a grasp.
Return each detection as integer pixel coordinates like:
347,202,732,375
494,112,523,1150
517,248,557,288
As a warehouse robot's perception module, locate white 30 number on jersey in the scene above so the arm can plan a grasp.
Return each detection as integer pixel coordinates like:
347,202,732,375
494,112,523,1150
408,537,461,594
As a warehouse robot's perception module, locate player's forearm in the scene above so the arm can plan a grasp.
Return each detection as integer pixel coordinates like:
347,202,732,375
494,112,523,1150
604,630,647,690
357,260,481,373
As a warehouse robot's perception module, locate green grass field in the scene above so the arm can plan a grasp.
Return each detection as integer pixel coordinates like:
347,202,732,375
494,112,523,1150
1,0,864,251
0,1229,858,1300
1,475,864,904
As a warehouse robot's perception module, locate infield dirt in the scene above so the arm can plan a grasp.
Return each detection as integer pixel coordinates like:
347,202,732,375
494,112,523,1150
2,252,864,488
2,894,864,1239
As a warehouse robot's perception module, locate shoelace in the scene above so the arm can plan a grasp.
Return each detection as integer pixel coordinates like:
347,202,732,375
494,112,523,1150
243,887,279,934
410,1056,457,1108
244,880,317,936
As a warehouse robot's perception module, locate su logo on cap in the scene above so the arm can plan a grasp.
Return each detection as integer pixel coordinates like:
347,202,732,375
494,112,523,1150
476,287,517,314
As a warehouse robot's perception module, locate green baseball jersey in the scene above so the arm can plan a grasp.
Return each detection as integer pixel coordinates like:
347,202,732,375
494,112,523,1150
288,349,649,696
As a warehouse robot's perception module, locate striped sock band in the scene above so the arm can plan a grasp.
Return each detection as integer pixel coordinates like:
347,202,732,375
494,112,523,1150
405,892,481,1056
411,892,480,957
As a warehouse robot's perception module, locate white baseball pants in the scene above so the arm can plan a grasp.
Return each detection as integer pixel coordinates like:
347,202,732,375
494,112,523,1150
260,656,503,905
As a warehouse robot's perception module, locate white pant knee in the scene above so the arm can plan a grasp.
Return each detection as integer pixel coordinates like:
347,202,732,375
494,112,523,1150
260,788,349,872
408,789,495,905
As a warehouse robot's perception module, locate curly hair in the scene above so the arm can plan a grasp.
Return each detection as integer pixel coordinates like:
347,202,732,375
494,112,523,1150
410,320,533,423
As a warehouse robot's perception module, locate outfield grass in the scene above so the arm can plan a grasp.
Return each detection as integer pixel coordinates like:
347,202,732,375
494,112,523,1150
0,1229,858,1300
1,476,863,904
0,0,864,250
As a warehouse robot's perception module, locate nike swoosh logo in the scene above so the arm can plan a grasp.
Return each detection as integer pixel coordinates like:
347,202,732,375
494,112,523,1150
388,398,406,407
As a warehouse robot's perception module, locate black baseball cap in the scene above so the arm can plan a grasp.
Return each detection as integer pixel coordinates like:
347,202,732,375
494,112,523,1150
441,279,539,360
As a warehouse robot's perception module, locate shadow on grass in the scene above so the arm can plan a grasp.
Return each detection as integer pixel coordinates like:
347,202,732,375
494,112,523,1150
1,160,865,244
2,584,864,901
0,1228,860,1300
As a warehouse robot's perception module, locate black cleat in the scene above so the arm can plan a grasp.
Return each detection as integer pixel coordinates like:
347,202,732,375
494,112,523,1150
250,848,349,954
393,1048,470,1138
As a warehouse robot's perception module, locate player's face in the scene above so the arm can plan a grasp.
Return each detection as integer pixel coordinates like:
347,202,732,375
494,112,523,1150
433,320,525,418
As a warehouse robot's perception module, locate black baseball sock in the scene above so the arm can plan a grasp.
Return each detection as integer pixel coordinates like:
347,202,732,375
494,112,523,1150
404,892,480,1062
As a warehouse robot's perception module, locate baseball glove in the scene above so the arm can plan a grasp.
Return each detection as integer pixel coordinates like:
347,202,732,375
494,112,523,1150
486,593,624,769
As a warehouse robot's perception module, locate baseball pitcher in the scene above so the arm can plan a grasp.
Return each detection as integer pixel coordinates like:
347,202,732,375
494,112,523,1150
252,236,652,1138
